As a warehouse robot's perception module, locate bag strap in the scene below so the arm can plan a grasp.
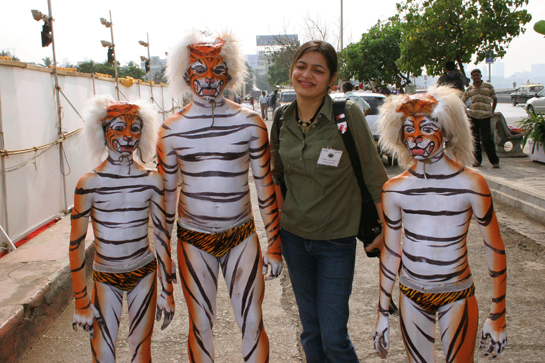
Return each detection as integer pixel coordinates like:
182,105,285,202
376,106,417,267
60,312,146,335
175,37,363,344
332,99,377,209
274,104,290,137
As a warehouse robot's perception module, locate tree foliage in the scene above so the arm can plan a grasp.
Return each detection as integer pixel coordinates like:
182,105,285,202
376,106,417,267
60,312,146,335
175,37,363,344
267,36,300,88
397,0,532,76
0,51,20,61
339,17,410,88
40,57,52,67
76,61,146,79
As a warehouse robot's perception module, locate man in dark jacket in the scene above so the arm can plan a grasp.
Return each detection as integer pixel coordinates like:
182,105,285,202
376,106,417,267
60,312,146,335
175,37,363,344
437,61,469,91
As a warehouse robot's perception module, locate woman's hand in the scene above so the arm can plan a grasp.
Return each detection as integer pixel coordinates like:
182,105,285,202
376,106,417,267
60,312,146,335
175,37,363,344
72,303,103,339
262,252,283,281
365,230,385,254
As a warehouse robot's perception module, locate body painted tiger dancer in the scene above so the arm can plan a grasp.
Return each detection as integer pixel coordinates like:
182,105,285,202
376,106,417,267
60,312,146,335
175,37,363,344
69,96,175,362
159,32,282,363
372,87,507,362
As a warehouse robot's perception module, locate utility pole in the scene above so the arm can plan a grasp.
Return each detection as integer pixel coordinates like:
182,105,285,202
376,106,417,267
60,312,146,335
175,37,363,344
340,0,343,51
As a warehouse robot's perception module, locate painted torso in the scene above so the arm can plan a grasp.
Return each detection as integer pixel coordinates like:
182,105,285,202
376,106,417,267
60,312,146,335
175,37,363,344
78,163,161,269
384,158,491,288
161,99,264,232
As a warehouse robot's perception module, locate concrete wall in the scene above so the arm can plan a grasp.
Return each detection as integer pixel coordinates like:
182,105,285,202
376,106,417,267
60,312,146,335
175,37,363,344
0,60,181,242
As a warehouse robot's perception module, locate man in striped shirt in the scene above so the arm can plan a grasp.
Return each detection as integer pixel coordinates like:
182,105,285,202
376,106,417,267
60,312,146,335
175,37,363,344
462,69,500,168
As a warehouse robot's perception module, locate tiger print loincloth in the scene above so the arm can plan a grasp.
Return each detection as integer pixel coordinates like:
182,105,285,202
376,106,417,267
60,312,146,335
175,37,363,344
399,282,476,314
93,258,157,291
177,218,256,258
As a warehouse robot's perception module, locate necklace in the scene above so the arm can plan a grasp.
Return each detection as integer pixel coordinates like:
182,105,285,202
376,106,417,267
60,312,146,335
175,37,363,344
296,100,324,127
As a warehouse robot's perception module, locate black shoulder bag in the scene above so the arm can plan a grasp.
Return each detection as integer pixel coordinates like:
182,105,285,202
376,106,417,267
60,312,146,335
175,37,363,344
273,100,381,257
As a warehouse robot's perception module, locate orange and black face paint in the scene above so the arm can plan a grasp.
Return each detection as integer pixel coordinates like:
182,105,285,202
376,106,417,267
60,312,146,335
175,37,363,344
183,39,231,100
397,93,443,160
102,103,142,155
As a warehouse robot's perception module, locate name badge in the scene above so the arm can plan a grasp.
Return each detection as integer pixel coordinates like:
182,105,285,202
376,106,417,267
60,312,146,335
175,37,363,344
317,148,343,167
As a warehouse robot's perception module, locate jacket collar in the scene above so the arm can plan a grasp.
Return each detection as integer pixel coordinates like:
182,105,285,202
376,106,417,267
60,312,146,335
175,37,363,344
281,94,333,124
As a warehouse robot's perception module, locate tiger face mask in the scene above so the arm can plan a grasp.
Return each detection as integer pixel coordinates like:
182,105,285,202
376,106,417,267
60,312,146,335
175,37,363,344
183,39,232,101
397,94,444,161
102,103,142,155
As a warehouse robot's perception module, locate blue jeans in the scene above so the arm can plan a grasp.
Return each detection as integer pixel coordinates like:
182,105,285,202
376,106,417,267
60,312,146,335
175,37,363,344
281,228,359,363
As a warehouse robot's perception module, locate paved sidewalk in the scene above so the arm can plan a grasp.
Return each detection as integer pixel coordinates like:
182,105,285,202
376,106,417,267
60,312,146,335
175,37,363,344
1,133,544,362
0,220,95,363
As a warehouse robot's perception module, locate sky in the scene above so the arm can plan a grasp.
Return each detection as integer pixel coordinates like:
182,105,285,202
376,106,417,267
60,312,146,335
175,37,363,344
1,0,544,78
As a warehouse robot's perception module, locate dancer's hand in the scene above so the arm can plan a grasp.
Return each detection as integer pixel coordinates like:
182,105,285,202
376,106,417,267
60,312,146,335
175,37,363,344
262,253,283,281
72,303,103,339
480,317,507,359
156,290,175,330
373,314,390,359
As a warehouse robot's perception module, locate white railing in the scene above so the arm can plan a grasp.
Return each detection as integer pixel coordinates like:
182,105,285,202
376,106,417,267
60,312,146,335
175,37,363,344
0,59,182,250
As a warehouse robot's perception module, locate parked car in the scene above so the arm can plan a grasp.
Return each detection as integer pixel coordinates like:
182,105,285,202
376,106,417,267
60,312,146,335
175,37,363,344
278,90,296,106
526,88,545,115
329,91,387,138
511,83,544,105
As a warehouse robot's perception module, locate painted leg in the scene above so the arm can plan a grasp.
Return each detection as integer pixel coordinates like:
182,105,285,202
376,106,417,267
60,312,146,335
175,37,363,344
126,271,157,363
438,296,479,363
399,293,437,363
91,280,123,363
221,234,269,363
178,240,220,363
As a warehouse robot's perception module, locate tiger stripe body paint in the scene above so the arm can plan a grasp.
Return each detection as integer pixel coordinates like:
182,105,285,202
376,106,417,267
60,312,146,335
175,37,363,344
160,32,281,363
374,87,507,362
69,96,175,362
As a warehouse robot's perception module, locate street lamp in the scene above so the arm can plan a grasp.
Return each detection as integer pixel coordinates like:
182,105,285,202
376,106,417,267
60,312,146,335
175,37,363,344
31,9,52,47
100,11,119,100
138,33,152,82
30,2,69,212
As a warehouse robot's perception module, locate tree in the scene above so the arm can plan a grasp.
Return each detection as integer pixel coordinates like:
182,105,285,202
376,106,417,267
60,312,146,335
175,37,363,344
397,0,532,77
76,61,146,80
40,57,52,67
266,35,300,88
339,17,410,89
244,62,255,96
0,51,20,61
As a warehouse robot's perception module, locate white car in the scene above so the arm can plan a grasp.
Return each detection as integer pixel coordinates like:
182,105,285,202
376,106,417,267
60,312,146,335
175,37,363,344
329,91,387,138
526,88,545,115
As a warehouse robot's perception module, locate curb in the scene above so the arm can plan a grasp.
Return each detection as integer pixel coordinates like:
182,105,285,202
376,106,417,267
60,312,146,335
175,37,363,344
0,219,94,363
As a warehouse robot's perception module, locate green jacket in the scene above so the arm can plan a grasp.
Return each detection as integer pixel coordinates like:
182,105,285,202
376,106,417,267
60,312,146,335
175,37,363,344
270,95,388,240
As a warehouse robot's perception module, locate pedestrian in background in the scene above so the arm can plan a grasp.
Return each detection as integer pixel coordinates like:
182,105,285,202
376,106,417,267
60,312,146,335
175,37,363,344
462,69,500,168
437,61,469,91
259,91,268,120
342,81,370,116
270,89,278,114
270,40,388,363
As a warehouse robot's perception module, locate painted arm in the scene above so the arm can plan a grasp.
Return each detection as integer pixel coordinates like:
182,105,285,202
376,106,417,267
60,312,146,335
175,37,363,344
250,118,282,280
157,121,179,283
150,172,175,330
471,180,507,359
373,187,403,359
69,175,102,339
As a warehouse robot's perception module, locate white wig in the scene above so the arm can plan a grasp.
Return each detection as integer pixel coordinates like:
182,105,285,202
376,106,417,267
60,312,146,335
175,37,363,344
378,86,474,169
166,30,248,98
83,95,159,162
